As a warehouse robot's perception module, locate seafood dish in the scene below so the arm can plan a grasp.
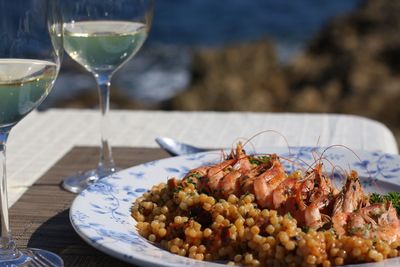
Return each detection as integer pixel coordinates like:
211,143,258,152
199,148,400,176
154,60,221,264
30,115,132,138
131,143,400,266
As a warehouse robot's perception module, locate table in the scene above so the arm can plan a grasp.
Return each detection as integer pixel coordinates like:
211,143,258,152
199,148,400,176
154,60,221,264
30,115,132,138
11,147,168,267
8,109,398,206
6,109,398,266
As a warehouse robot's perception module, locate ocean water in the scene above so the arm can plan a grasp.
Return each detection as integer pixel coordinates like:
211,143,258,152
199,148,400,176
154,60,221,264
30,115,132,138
149,0,361,54
47,0,362,107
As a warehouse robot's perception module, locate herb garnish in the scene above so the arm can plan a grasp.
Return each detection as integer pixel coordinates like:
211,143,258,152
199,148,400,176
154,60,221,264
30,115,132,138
301,226,309,233
249,156,271,165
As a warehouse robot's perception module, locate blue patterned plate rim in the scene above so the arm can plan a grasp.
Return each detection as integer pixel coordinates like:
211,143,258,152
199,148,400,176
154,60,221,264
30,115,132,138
69,146,400,267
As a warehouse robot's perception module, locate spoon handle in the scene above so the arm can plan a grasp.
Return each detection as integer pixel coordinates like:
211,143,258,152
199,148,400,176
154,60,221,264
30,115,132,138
155,137,208,156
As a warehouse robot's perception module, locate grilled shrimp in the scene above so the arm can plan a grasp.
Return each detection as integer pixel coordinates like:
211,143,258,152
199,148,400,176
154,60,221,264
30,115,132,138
376,202,400,243
231,142,252,173
332,171,368,215
182,143,255,195
240,163,272,195
213,143,260,196
271,178,297,209
218,170,242,198
303,165,337,229
308,164,332,202
270,178,308,226
181,166,211,191
295,164,332,203
358,203,400,243
253,155,287,208
332,202,400,243
207,159,236,191
331,211,349,236
219,143,257,196
277,164,335,229
332,172,369,235
328,171,400,241
253,163,335,229
304,196,331,229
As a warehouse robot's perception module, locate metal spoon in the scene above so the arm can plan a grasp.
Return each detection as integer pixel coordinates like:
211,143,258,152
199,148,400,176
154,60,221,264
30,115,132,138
155,137,209,156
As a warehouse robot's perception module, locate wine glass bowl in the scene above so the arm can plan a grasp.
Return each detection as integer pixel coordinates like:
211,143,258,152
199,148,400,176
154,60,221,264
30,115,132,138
0,59,57,127
60,0,154,193
63,21,148,73
0,0,63,266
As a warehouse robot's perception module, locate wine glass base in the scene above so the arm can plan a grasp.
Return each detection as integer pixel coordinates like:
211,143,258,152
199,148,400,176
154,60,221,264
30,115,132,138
61,167,117,194
0,248,63,267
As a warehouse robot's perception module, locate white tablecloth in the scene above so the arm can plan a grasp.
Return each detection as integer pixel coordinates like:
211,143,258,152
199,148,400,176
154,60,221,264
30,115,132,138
6,109,398,206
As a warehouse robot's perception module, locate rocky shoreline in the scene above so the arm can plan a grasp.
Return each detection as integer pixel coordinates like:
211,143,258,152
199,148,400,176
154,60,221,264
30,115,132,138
167,0,400,144
52,0,400,145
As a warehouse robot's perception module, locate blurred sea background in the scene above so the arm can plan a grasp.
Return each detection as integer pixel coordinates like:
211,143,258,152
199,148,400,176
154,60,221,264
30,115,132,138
46,0,361,107
44,0,400,142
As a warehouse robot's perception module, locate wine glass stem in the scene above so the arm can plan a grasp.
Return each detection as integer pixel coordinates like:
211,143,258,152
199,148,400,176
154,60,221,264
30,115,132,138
95,73,116,175
0,129,18,257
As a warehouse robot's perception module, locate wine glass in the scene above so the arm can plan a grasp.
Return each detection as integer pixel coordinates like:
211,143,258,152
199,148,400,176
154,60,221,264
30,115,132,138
0,0,63,266
60,0,154,193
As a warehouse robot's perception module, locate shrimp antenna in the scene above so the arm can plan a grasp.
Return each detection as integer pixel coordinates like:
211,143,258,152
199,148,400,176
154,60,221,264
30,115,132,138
240,130,292,156
314,154,348,185
319,145,372,177
315,135,321,147
278,155,309,173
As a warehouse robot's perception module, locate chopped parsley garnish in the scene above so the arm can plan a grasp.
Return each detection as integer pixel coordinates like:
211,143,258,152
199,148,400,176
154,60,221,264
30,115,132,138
370,192,384,203
301,226,309,233
249,156,271,165
188,173,202,179
348,227,362,236
173,186,183,193
200,188,209,195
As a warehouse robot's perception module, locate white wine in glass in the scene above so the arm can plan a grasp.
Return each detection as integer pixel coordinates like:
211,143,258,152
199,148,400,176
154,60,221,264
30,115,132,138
0,0,63,266
61,0,154,193
63,21,148,72
0,60,58,125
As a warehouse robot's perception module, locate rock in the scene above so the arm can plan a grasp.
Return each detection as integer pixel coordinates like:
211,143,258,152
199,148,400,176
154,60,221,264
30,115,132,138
166,40,289,112
286,0,400,131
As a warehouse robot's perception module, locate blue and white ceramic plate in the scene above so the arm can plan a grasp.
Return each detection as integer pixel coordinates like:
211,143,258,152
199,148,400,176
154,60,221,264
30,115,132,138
70,147,400,267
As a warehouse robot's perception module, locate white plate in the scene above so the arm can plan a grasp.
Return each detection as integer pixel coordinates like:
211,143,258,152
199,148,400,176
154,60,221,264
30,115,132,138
70,147,400,267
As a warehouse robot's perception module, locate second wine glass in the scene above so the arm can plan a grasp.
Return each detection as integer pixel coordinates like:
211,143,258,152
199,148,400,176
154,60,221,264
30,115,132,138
61,0,154,193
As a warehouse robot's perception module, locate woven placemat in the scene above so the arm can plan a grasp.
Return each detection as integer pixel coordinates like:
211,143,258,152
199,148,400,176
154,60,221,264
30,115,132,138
9,147,169,267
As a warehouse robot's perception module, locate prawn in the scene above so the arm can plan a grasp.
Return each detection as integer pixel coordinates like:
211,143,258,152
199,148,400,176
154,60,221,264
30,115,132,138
253,155,287,208
207,159,236,191
271,178,297,209
218,170,242,198
333,202,400,243
332,171,368,215
275,164,335,229
332,171,368,235
304,195,331,229
231,142,252,173
377,202,400,243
